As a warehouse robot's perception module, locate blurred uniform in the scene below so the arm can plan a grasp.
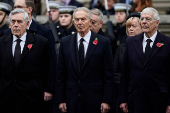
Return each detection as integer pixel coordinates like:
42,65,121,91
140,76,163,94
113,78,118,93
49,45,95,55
110,3,131,46
0,2,12,36
57,6,77,39
43,1,64,31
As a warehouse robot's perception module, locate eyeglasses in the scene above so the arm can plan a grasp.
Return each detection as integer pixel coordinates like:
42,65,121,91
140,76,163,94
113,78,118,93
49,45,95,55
13,5,27,9
91,20,98,25
140,17,153,22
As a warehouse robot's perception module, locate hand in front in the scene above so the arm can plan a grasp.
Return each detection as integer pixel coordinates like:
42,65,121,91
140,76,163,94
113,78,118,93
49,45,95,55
166,105,170,113
101,103,110,113
59,103,67,112
120,103,128,113
44,92,53,101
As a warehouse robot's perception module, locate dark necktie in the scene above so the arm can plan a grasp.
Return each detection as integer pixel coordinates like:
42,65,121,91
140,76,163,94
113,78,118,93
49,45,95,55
145,39,152,58
78,38,84,70
14,39,22,65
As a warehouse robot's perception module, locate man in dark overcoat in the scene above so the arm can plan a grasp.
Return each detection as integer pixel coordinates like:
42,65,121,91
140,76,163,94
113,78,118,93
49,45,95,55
0,9,52,113
56,7,114,113
120,7,170,113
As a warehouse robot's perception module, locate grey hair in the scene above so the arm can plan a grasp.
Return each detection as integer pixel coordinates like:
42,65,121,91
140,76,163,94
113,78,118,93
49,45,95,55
90,8,103,22
73,7,92,20
9,8,30,24
142,7,160,21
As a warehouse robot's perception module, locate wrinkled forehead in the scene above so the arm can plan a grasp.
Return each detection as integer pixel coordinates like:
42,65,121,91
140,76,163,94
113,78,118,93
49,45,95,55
141,11,154,18
74,10,88,18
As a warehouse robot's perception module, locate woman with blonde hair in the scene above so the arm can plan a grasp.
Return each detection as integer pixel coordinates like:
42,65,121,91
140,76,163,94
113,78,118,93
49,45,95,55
113,12,142,113
131,0,153,12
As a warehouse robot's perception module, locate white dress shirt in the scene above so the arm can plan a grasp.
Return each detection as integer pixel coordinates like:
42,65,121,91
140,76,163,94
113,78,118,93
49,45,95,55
77,30,91,58
142,31,157,53
12,32,27,56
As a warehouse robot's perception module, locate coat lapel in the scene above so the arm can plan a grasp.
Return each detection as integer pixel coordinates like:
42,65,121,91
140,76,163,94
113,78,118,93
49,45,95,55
143,31,163,67
19,32,34,64
134,33,145,64
69,33,79,78
4,34,16,67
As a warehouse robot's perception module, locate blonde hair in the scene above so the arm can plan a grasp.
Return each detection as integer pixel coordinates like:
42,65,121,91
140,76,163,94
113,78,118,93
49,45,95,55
126,17,141,36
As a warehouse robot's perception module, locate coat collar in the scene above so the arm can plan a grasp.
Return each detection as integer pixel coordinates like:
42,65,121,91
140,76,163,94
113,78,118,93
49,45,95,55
29,19,38,33
4,31,34,66
134,31,164,66
69,30,97,78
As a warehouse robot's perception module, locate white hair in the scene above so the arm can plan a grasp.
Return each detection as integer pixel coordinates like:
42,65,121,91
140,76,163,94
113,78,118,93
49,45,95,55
9,8,30,24
142,7,160,21
90,8,103,22
73,7,92,20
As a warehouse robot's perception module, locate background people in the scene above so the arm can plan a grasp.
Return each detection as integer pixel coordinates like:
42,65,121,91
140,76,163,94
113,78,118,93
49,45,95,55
57,5,77,39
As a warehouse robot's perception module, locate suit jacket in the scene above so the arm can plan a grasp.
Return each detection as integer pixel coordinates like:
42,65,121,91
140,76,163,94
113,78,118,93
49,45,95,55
56,30,114,113
4,19,56,93
120,31,170,113
98,28,117,60
0,32,50,113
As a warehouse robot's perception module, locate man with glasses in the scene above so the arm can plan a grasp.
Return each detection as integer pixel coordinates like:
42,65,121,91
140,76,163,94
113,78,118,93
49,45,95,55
56,7,114,113
120,7,170,113
90,8,117,59
0,8,51,113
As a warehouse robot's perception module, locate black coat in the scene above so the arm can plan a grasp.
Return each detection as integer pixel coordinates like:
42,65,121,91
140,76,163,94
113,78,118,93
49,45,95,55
0,24,8,37
113,43,125,84
98,28,117,59
57,24,77,39
114,24,127,46
4,20,56,93
56,30,114,113
120,31,170,113
0,32,50,113
69,0,83,7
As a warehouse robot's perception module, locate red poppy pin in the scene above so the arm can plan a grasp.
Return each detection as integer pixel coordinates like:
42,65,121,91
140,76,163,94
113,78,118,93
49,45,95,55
93,38,98,45
27,44,33,51
156,42,164,47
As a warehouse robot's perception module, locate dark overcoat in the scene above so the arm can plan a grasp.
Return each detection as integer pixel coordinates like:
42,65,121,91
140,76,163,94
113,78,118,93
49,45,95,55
56,31,114,113
0,32,51,113
120,31,170,113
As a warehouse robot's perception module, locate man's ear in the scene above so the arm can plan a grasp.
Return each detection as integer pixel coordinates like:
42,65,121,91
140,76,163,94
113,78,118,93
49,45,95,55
99,21,103,28
90,19,93,23
26,21,30,29
27,7,33,14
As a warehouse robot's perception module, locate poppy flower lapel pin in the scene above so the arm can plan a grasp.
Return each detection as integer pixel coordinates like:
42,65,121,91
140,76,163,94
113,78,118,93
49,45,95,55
27,44,33,51
156,42,164,47
93,38,98,45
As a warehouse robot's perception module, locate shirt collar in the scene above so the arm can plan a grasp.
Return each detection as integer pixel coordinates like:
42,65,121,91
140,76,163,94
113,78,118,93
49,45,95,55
77,30,91,44
144,31,157,42
13,32,27,42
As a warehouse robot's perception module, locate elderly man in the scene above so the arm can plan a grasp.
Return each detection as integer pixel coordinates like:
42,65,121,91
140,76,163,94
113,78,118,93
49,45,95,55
90,8,117,59
120,7,170,113
56,7,114,113
3,0,56,101
0,8,51,113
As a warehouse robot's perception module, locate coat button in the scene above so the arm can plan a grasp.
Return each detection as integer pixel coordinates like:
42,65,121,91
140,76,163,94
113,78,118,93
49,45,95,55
14,78,17,82
78,93,81,96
